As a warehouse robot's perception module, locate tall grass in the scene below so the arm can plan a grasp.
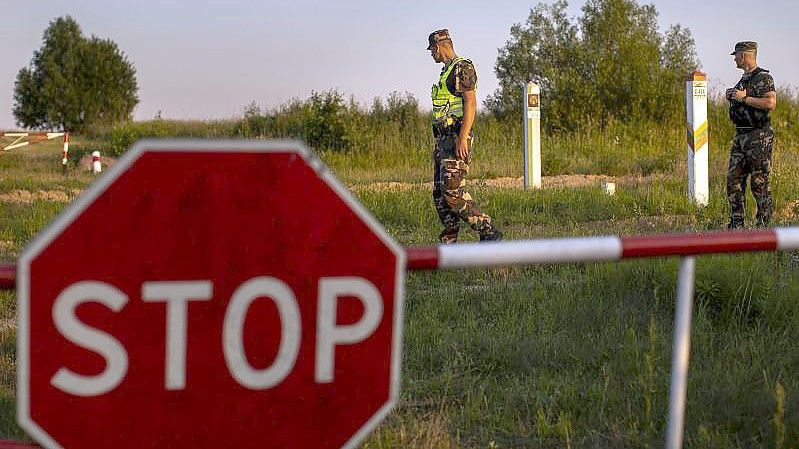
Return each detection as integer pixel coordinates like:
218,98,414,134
83,88,799,185
3,89,799,448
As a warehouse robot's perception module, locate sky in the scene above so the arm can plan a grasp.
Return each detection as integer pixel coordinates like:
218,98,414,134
1,0,797,130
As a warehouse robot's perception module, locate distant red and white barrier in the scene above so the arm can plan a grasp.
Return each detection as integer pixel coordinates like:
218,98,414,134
2,132,67,152
1,132,69,169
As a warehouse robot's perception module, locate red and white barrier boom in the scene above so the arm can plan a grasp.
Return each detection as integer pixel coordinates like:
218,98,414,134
405,228,799,269
1,131,69,168
414,228,797,449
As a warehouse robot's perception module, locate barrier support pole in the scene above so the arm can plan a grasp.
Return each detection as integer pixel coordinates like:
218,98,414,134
523,82,541,189
665,256,696,449
62,132,69,174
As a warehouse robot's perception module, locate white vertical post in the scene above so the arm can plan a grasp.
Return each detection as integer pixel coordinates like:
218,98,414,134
523,82,541,189
686,71,708,206
91,151,102,174
62,132,70,168
665,256,696,449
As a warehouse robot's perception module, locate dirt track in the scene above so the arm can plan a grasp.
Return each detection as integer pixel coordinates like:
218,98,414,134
0,188,81,204
5,176,796,221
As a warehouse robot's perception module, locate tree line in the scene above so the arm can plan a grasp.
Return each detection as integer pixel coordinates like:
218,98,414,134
13,0,698,135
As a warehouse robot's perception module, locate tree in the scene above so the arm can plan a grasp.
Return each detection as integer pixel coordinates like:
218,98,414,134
13,16,138,132
487,0,698,129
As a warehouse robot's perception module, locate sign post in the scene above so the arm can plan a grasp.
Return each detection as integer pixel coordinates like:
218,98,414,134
686,70,709,206
523,82,542,189
18,140,406,449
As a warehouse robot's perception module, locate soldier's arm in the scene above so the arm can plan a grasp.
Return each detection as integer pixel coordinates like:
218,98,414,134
743,91,776,111
742,73,777,111
454,60,477,160
457,90,476,158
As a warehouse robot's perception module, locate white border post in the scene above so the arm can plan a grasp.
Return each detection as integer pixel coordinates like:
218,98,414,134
91,150,102,174
665,256,696,449
523,82,542,189
686,71,709,206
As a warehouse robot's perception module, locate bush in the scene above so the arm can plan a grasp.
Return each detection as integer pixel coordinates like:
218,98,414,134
103,119,238,156
487,0,698,130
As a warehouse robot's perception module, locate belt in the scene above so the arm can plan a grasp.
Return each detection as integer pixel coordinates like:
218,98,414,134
735,125,769,134
432,117,460,136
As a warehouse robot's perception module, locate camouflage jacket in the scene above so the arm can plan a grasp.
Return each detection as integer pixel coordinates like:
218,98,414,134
729,67,775,130
441,59,477,96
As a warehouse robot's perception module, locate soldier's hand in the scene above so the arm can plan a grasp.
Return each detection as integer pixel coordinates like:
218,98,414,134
455,136,470,160
733,89,747,102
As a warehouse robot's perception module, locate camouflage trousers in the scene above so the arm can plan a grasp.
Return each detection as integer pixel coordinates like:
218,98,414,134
432,133,494,241
727,127,774,228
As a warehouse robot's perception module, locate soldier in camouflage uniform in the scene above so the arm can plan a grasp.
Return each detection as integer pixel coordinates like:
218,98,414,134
725,41,778,229
427,29,502,244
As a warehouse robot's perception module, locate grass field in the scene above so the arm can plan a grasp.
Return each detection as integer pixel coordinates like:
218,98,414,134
1,117,799,448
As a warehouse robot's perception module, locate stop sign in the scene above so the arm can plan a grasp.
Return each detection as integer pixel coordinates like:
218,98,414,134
17,140,406,449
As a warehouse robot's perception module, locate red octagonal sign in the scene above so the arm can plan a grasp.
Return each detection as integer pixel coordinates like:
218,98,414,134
18,140,406,449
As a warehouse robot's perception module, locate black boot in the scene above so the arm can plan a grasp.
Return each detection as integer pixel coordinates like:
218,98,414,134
438,226,460,244
479,228,504,242
727,219,744,230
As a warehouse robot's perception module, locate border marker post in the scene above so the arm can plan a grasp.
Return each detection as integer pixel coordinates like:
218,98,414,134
91,150,102,174
523,82,542,189
686,71,709,206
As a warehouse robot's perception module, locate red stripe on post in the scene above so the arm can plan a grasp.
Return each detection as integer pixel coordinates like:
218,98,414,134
0,264,15,290
621,229,777,258
406,246,440,270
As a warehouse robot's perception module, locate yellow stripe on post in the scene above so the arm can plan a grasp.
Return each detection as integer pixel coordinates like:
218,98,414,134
693,121,708,151
687,121,708,152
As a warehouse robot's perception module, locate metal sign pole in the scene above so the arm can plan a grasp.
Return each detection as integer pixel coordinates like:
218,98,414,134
665,256,697,449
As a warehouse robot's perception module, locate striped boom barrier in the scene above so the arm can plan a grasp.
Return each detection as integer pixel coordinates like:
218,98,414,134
406,227,798,270
2,132,69,172
405,227,799,449
3,227,791,289
2,227,799,449
1,132,66,152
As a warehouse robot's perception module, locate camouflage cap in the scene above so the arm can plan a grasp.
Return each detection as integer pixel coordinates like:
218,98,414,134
731,41,757,55
427,29,451,50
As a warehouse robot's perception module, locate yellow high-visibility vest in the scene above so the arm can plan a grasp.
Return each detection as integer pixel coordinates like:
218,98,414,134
431,56,475,122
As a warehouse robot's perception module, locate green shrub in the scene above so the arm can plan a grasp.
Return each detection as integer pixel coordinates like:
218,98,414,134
84,88,799,185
